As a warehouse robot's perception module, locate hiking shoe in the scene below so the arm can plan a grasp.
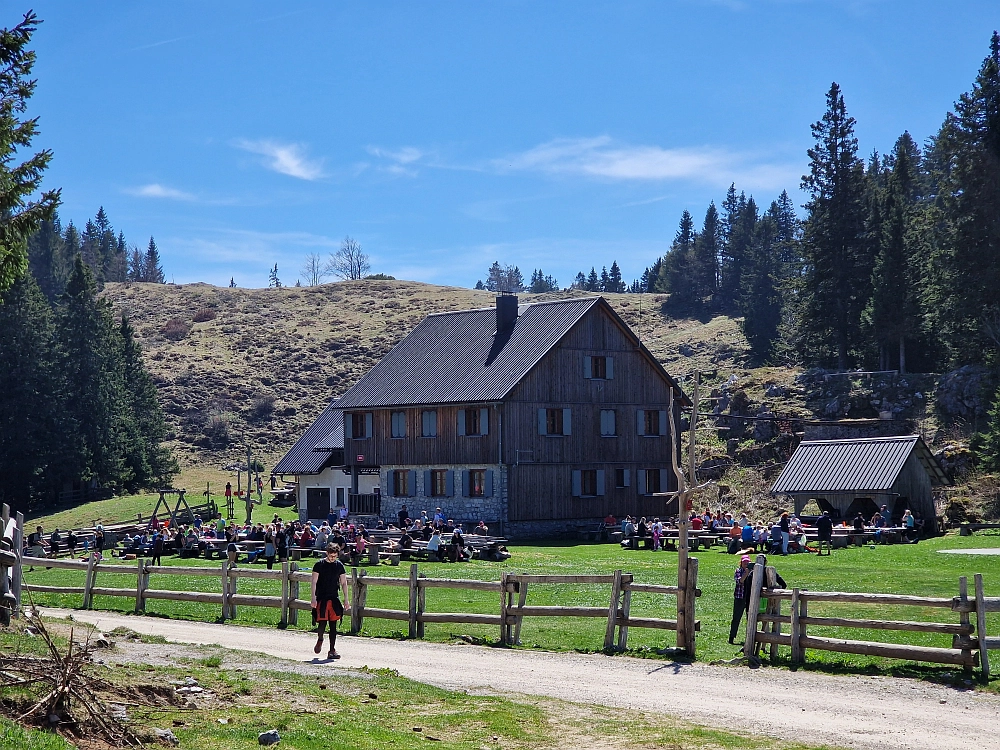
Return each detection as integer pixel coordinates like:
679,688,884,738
328,650,340,660
314,636,323,654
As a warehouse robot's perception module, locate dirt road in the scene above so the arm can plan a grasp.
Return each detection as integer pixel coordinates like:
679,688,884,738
43,608,1000,750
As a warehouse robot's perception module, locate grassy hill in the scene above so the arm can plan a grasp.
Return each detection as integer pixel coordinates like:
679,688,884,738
102,280,753,473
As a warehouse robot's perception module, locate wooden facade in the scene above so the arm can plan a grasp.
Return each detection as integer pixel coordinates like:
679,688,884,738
339,300,686,529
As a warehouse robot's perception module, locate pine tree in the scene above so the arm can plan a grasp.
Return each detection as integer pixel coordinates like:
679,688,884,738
573,271,587,289
586,267,600,292
57,256,131,490
119,315,178,489
798,82,870,370
607,261,624,293
0,275,79,512
0,12,60,294
269,263,282,288
230,277,237,288
692,203,721,303
657,210,697,307
27,214,64,302
128,246,145,282
143,237,165,283
740,202,782,364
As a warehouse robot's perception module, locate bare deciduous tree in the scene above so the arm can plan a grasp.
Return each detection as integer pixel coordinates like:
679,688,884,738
301,252,327,286
325,236,371,280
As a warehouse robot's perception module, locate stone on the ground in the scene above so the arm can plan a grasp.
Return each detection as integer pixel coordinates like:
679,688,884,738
259,729,281,745
154,728,179,746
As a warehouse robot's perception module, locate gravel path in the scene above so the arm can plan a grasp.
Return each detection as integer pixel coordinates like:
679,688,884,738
43,608,1000,750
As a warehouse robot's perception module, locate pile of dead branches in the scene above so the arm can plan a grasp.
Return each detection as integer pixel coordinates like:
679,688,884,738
0,610,141,747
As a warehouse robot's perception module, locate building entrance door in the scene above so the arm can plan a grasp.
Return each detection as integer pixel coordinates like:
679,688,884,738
306,488,331,520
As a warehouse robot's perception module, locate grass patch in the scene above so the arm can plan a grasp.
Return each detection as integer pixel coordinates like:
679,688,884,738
0,719,75,750
21,533,1000,689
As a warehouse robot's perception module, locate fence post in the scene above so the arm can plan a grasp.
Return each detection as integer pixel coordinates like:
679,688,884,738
685,557,698,656
350,567,360,634
790,588,802,664
958,576,973,672
220,560,230,620
356,569,367,633
499,572,509,645
604,569,623,650
289,562,299,626
743,554,765,658
408,564,418,638
12,512,23,614
416,571,426,638
765,567,780,662
617,575,632,651
82,553,97,609
513,579,528,646
134,558,147,613
229,565,238,619
0,506,9,625
974,573,989,679
279,562,290,627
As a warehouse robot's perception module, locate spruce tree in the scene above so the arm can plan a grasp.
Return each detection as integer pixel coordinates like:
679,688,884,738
586,267,600,292
657,210,697,307
128,246,145,282
0,275,79,512
0,12,60,294
143,237,165,283
693,203,721,303
799,82,870,370
599,266,610,292
27,214,64,302
740,204,782,364
269,263,281,288
608,261,624,293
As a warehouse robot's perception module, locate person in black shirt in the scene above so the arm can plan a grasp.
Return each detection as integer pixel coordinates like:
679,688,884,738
398,504,409,529
311,542,350,659
816,511,834,556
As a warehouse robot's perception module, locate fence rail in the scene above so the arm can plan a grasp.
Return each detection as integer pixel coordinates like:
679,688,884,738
17,556,700,653
743,555,1000,673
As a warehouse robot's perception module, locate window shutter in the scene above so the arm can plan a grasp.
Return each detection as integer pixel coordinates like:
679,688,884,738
572,470,582,497
538,408,547,435
606,357,614,380
658,410,667,437
365,412,374,439
623,469,630,487
660,469,669,494
423,470,431,496
484,470,493,497
457,410,466,436
387,472,396,497
637,469,647,495
344,413,353,442
562,408,572,435
408,470,416,497
445,471,454,497
480,408,489,435
636,410,645,435
583,356,592,379
461,470,470,497
596,470,605,496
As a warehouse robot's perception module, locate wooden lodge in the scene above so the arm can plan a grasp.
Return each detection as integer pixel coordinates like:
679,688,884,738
275,294,690,537
770,435,951,530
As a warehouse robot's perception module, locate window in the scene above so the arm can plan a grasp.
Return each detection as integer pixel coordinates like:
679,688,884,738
615,468,630,488
392,470,410,497
430,469,448,497
391,411,407,438
600,409,616,436
645,468,661,494
469,469,487,497
538,408,572,436
583,355,614,379
572,469,606,497
421,410,438,437
347,412,372,439
459,407,488,436
638,469,667,495
637,409,667,437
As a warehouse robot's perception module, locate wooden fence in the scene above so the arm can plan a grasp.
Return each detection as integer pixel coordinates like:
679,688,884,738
743,554,1000,674
18,557,701,654
0,504,24,624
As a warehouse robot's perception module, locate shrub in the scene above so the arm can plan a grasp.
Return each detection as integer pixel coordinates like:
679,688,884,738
192,307,217,323
162,317,192,341
249,394,276,423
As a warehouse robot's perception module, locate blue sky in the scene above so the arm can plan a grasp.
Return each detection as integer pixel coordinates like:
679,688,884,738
18,1,999,288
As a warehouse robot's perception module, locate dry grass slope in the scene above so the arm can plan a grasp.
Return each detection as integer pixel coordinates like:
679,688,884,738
102,280,750,471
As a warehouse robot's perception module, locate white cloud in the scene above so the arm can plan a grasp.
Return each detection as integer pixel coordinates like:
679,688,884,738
127,183,195,201
235,139,325,180
366,145,429,177
497,136,798,190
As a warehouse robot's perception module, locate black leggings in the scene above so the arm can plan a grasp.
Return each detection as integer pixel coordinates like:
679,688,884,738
729,597,748,642
317,618,338,648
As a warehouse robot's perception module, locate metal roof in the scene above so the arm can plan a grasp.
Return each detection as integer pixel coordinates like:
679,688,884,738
332,296,689,410
771,435,951,495
273,401,344,475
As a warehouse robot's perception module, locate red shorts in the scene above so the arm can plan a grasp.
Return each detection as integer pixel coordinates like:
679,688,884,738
314,599,341,622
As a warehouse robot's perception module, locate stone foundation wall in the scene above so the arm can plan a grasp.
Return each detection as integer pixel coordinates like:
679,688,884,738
379,464,506,527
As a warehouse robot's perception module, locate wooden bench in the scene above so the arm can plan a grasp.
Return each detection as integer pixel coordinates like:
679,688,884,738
380,552,401,566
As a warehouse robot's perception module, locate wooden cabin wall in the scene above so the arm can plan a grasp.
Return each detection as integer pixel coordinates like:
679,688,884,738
508,464,673,521
342,404,499,469
891,453,935,521
504,306,680,521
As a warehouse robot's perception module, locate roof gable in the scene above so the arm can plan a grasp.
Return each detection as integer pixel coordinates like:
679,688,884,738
771,435,950,495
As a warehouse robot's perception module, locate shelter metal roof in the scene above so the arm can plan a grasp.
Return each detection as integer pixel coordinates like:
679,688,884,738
771,435,951,496
332,296,689,410
272,401,343,475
